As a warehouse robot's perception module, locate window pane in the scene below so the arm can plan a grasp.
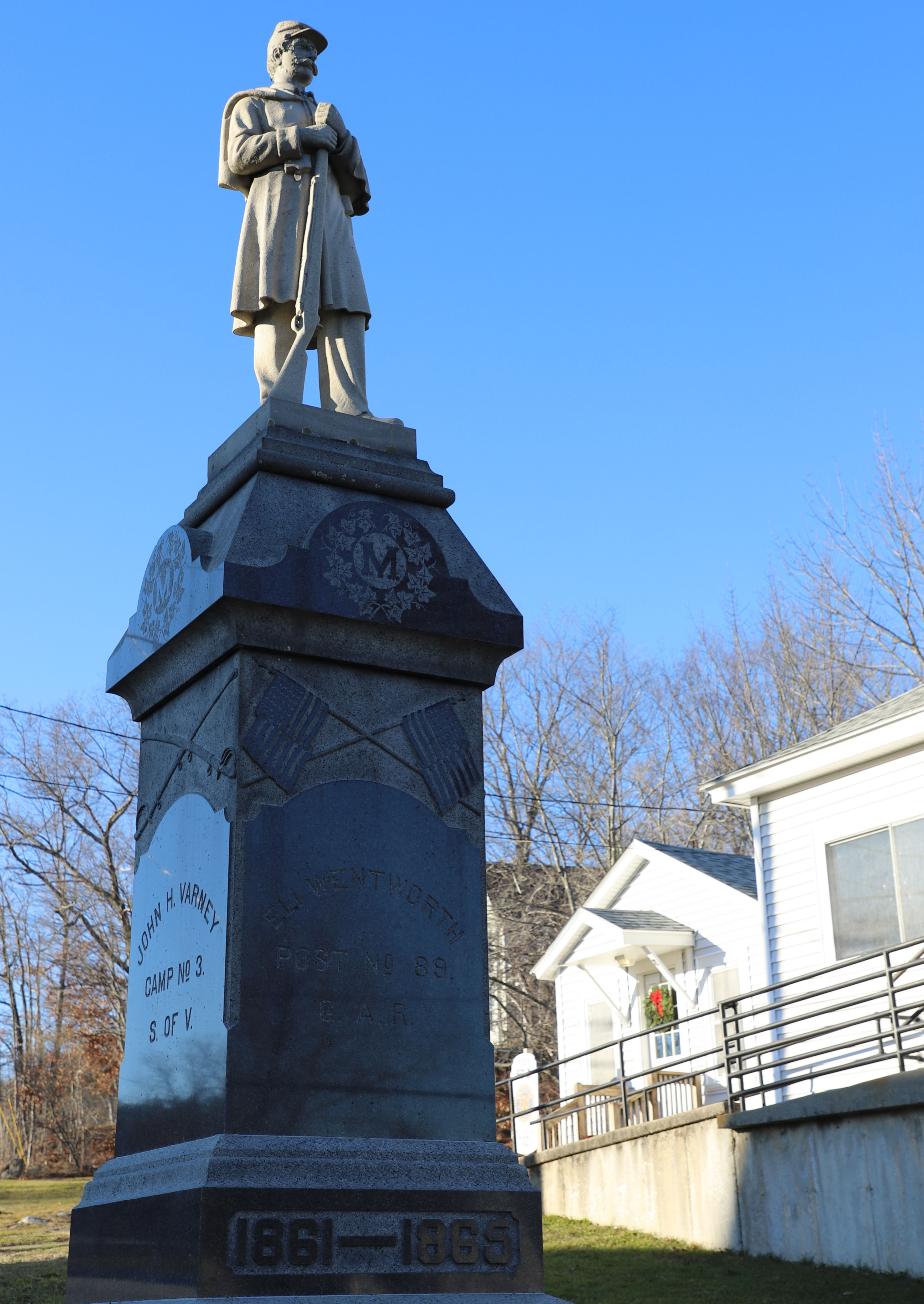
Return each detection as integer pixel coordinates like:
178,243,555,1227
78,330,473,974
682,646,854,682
895,817,924,941
827,829,899,959
654,1029,681,1061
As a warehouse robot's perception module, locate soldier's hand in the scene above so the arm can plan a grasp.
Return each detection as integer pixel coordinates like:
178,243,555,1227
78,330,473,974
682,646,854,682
300,124,338,152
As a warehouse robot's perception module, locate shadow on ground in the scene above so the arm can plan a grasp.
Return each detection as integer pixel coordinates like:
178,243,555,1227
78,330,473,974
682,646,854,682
543,1231,924,1304
0,1256,67,1304
0,1222,921,1304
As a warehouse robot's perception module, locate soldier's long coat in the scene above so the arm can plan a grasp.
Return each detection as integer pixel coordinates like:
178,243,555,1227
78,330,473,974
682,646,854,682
219,88,371,339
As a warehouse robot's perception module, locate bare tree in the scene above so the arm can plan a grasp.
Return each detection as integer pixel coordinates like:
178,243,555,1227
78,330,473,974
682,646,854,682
483,584,890,1063
483,625,684,1060
793,439,924,686
0,701,137,1171
658,579,884,855
0,880,44,1173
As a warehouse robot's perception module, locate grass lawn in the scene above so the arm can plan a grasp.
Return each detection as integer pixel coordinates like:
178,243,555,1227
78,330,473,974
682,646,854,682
0,1178,85,1304
543,1216,924,1303
0,1181,920,1304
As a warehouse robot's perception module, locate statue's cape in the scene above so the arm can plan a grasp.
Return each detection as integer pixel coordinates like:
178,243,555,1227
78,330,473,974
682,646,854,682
218,86,371,216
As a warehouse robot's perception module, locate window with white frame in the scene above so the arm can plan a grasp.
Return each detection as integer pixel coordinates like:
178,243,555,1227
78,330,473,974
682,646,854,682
644,976,681,1060
826,815,924,960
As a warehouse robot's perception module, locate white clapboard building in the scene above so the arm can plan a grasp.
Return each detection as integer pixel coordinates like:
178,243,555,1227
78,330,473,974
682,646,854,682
703,683,924,986
532,840,760,1133
702,683,924,1100
523,686,924,1150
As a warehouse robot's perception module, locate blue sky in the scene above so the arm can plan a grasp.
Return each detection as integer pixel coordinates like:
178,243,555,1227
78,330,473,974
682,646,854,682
1,1,923,711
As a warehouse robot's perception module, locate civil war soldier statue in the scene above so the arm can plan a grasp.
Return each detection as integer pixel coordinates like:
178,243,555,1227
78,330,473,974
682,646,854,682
219,20,396,420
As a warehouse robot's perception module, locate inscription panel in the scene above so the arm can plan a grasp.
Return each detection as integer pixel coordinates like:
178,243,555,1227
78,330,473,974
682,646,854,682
116,794,230,1155
231,780,494,1140
228,1209,519,1276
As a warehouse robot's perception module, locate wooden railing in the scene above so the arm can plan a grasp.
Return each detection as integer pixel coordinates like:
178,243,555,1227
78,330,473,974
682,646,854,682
538,1070,703,1150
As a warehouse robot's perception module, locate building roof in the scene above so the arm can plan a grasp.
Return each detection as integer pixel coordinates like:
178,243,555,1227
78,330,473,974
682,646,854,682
704,682,924,807
638,842,757,899
531,837,759,982
586,907,688,930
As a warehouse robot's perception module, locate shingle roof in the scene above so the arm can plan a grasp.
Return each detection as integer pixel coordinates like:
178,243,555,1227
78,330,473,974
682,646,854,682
640,841,757,899
586,908,688,931
708,683,924,787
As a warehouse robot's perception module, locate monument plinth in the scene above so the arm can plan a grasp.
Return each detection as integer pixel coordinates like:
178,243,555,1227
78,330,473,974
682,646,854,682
65,401,564,1303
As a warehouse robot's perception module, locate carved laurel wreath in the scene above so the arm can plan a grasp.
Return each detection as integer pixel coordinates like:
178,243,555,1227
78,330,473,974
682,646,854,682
138,529,186,643
322,506,436,623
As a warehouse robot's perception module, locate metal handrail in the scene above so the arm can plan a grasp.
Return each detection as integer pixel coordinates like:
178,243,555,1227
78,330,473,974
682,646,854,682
735,977,887,1024
502,1002,719,1088
725,936,924,1003
496,931,924,1146
730,993,924,1066
727,1006,898,1062
498,1012,725,1132
727,986,898,1041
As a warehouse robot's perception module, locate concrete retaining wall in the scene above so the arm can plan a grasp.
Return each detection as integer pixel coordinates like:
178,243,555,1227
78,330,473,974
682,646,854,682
526,1069,924,1277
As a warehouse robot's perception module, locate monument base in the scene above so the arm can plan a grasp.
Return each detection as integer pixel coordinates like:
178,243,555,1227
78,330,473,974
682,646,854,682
111,1294,566,1302
67,1135,566,1302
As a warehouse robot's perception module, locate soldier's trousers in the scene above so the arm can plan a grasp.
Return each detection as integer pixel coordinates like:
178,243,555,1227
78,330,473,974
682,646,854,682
253,304,370,414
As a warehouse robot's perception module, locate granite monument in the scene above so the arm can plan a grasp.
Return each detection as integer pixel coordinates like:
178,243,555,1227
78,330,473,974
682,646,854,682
65,20,566,1304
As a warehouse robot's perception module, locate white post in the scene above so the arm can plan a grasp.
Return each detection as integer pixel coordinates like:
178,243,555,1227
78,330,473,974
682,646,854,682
510,1049,541,1156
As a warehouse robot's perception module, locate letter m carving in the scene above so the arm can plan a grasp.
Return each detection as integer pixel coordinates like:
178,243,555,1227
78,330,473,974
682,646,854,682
358,538,400,582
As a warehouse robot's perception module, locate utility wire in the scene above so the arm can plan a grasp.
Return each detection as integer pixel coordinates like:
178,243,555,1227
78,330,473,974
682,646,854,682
0,703,136,741
0,703,707,814
0,785,630,853
487,792,703,813
0,774,132,797
0,777,703,817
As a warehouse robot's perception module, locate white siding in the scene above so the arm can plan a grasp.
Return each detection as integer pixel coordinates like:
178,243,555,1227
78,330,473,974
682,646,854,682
752,746,924,1103
617,858,759,998
758,744,924,984
554,962,634,1099
548,852,760,1127
619,858,758,1102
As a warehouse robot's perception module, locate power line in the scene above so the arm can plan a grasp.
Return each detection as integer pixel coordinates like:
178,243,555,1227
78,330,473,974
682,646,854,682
0,704,708,815
0,793,603,856
485,790,703,813
0,785,688,853
0,771,131,792
485,827,602,847
0,779,702,819
0,703,136,741
0,774,132,798
0,782,41,805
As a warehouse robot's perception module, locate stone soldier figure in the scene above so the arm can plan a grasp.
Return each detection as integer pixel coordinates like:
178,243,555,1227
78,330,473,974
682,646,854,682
220,21,392,418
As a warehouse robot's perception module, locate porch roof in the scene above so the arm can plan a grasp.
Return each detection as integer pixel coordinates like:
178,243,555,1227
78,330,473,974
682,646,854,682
532,905,695,980
586,908,686,930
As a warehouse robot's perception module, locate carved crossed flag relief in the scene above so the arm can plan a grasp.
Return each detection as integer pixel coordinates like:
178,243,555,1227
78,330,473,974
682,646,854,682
243,672,329,793
401,701,479,814
243,672,477,813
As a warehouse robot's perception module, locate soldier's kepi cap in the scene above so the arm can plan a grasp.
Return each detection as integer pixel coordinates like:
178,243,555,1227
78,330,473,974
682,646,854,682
268,19,328,57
